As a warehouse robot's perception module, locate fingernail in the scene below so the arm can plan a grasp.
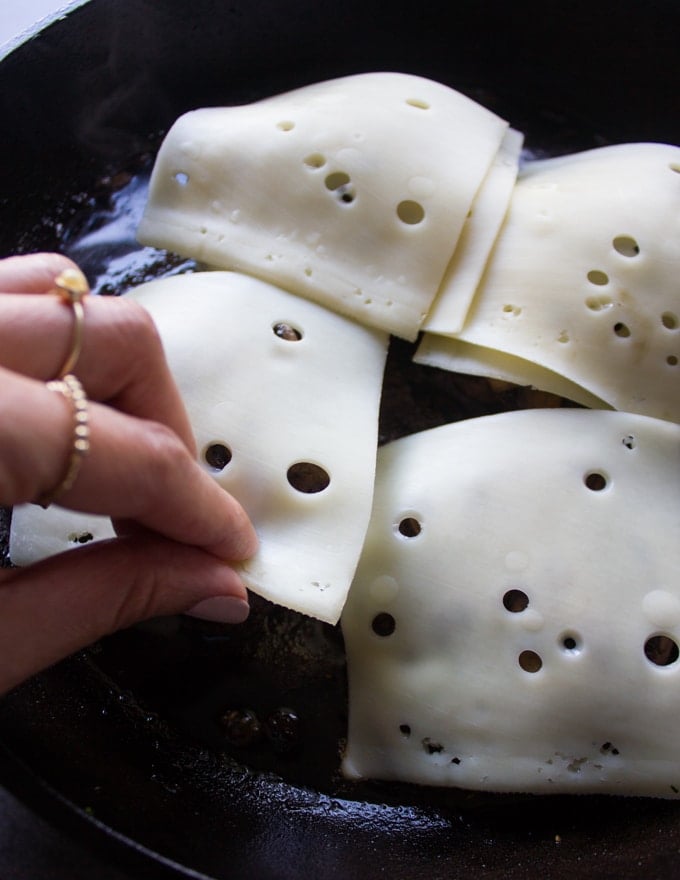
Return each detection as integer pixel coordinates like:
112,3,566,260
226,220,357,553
185,596,250,624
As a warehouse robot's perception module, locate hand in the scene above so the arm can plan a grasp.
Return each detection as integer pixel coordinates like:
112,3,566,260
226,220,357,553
0,253,258,694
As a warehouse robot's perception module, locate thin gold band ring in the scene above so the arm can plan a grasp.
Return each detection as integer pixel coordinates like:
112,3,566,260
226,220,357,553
53,267,89,378
36,266,91,507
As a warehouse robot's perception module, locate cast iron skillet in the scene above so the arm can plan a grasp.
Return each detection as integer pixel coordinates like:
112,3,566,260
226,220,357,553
1,1,679,877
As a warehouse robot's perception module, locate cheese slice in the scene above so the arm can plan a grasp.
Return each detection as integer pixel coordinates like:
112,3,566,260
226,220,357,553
10,272,387,623
433,143,680,422
9,505,115,565
422,127,524,335
137,72,509,340
415,335,610,410
341,408,680,796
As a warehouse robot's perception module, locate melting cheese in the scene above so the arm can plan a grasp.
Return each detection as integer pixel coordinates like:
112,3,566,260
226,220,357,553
341,408,680,796
138,72,508,340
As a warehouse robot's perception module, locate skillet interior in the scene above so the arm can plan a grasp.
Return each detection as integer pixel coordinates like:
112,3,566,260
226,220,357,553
1,0,679,877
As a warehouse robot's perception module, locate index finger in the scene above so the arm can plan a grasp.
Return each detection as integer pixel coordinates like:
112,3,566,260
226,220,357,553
1,369,258,562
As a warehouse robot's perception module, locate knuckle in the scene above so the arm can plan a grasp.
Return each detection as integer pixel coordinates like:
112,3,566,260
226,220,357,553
229,503,258,558
112,298,164,358
141,420,189,477
131,420,196,517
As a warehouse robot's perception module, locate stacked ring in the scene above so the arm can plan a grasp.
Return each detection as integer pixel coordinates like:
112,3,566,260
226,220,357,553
36,266,91,507
37,374,90,508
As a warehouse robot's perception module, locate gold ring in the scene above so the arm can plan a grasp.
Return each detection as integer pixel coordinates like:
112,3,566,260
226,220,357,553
37,373,90,508
53,267,90,379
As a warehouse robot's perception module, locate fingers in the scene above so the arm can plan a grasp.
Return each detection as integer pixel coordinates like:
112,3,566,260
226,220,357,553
0,368,258,562
0,252,79,294
0,288,197,453
0,535,250,696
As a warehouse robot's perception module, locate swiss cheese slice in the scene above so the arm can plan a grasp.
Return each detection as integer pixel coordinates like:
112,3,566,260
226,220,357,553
137,72,509,340
9,505,115,565
12,271,388,625
415,335,610,410
341,409,680,796
422,127,524,335
419,143,680,422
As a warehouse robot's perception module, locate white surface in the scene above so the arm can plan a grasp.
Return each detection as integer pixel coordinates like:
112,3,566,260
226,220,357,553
423,127,524,335
138,72,509,340
419,143,680,422
341,408,680,796
129,271,388,624
0,0,91,59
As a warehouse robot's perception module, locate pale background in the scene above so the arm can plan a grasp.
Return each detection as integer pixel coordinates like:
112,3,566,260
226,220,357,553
0,0,91,58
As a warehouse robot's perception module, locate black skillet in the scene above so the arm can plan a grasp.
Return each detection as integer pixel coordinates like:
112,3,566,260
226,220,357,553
0,0,679,877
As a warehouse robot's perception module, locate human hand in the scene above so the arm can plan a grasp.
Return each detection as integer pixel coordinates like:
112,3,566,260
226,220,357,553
0,253,258,694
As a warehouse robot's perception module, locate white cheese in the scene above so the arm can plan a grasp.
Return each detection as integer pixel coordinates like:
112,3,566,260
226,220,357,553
414,335,610,410
341,409,680,796
430,143,680,422
9,505,115,564
422,127,524,335
137,72,508,340
130,271,387,623
10,271,387,624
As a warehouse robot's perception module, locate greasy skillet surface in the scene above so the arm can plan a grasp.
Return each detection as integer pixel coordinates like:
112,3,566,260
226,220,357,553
0,0,680,877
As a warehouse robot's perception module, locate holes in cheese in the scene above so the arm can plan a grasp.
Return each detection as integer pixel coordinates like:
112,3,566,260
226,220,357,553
137,72,509,341
397,516,421,538
303,153,326,169
417,143,680,422
613,235,640,257
586,269,609,286
560,632,581,653
341,408,680,795
324,171,355,204
69,531,95,545
613,321,631,339
518,650,542,673
204,443,232,471
396,200,425,225
273,322,303,341
286,462,331,494
503,588,529,612
371,613,396,637
584,470,608,491
645,635,679,667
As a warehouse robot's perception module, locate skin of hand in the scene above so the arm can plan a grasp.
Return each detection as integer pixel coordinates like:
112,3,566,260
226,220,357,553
0,253,258,695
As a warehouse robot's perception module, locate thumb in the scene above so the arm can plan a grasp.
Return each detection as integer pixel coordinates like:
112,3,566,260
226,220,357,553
0,534,249,695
